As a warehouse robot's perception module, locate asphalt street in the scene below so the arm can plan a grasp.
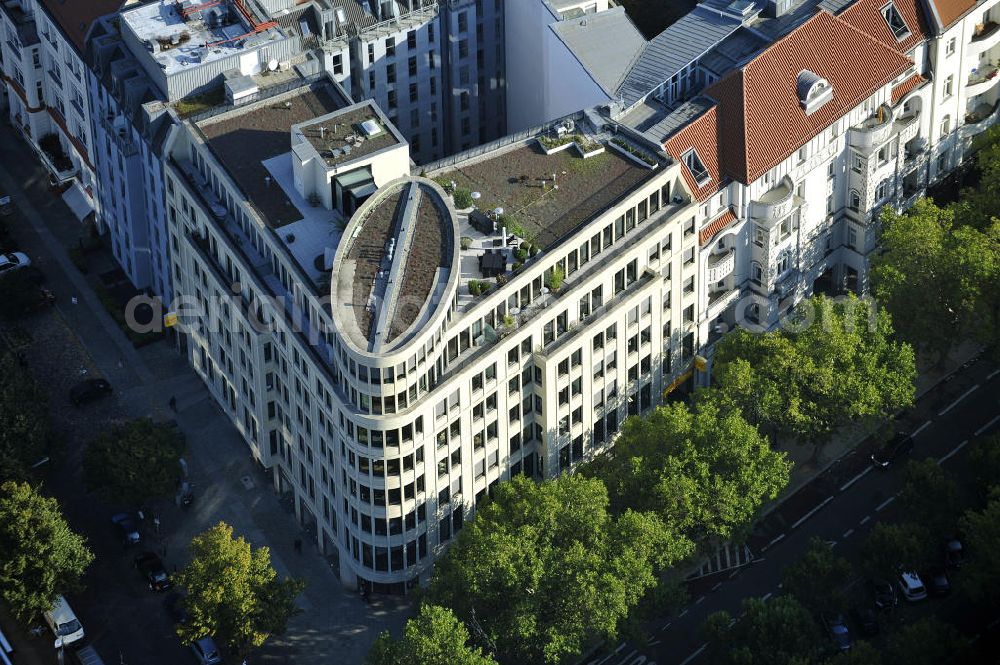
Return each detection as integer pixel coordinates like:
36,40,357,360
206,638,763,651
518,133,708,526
586,355,1000,665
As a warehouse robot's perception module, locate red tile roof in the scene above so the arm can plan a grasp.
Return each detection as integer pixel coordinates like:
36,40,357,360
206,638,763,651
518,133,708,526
38,0,124,54
662,106,723,203
891,73,928,104
699,208,737,246
704,10,914,185
839,0,931,52
927,0,977,30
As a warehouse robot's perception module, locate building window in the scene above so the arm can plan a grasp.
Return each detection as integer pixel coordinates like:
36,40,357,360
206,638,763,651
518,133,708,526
946,37,956,55
848,225,858,248
386,37,395,57
751,261,763,285
849,189,861,211
753,224,765,246
776,252,790,275
682,149,711,185
943,75,954,99
881,2,910,40
875,178,890,202
852,154,864,173
940,115,951,135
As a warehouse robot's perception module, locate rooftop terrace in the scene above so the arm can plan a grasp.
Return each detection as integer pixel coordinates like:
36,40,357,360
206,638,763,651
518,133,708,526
195,81,345,228
435,140,655,250
122,0,283,76
296,102,402,168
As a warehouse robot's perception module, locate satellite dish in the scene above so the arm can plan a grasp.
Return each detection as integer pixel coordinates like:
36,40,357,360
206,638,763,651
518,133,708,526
267,59,278,72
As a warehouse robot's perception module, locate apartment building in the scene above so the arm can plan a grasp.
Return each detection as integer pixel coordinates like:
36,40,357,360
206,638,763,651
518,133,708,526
159,68,698,590
0,0,123,211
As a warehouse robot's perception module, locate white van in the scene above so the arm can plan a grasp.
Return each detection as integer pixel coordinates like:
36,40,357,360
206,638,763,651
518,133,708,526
43,595,84,647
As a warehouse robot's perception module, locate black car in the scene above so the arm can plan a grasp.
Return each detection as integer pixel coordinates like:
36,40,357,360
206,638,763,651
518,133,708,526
871,432,914,468
164,592,189,625
134,551,170,592
850,607,879,636
870,579,897,611
112,512,141,546
926,567,950,596
822,613,852,651
69,378,112,406
945,538,965,568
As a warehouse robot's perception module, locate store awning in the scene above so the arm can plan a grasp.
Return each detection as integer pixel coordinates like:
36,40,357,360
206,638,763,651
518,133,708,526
61,181,94,221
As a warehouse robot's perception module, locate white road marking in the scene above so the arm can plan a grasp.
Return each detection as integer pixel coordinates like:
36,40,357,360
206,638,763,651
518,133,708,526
938,440,968,465
912,420,932,437
711,582,722,591
761,592,773,602
875,496,896,512
975,415,1000,436
679,609,689,618
791,496,834,529
826,540,838,548
842,528,855,538
766,534,786,549
660,622,671,632
728,618,737,628
860,515,871,525
647,638,661,647
939,384,979,416
987,368,999,381
695,596,705,605
678,644,707,665
840,466,873,491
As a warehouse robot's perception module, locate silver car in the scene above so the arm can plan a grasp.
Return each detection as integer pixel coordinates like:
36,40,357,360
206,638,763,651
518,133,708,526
191,636,223,665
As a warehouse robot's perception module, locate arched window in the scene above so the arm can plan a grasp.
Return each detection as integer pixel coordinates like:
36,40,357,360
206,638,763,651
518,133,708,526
849,189,861,211
875,178,891,202
751,261,763,285
776,251,791,275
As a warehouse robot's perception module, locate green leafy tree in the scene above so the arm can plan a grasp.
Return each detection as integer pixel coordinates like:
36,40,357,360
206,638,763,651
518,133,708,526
175,522,304,656
885,617,971,665
584,397,790,541
959,496,1000,606
0,481,93,622
873,201,999,358
702,596,821,665
968,433,1000,506
425,474,691,665
367,604,496,665
861,522,932,581
0,353,50,481
83,418,185,506
821,640,882,665
713,295,916,446
898,458,959,534
781,537,853,614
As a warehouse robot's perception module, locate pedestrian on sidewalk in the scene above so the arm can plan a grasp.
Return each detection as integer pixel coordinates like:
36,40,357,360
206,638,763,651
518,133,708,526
169,395,177,412
117,356,125,369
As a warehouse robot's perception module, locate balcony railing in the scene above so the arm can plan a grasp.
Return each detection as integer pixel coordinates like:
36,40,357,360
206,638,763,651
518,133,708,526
967,64,999,87
849,104,893,150
972,21,1000,43
706,249,735,283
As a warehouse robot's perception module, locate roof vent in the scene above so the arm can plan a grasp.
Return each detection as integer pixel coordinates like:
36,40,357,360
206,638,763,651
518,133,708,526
797,70,833,115
360,119,383,137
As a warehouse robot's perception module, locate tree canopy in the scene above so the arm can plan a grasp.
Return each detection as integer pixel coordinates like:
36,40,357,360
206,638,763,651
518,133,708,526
713,295,915,445
0,353,51,481
861,522,932,581
367,604,497,665
702,596,820,665
0,481,93,622
175,522,303,656
898,458,959,535
83,417,185,506
968,433,1000,506
959,496,1000,607
885,617,971,665
583,397,790,542
424,474,691,665
781,537,853,615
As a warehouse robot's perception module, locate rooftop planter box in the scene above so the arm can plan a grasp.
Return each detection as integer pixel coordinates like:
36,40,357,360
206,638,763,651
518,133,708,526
536,134,606,159
573,140,605,159
608,138,658,169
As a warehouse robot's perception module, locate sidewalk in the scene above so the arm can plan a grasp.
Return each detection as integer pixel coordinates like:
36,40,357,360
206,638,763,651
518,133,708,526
0,120,412,665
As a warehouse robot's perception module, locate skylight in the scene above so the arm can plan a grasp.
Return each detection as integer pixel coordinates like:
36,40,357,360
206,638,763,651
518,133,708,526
683,150,711,185
881,2,910,40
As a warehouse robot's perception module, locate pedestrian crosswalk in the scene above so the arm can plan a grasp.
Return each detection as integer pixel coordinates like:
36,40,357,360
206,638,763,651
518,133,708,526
687,543,754,580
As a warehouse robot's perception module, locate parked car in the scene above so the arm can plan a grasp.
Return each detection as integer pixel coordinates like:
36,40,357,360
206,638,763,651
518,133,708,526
870,579,897,611
43,595,84,647
850,606,879,637
69,378,112,406
898,571,928,602
822,613,852,651
164,592,189,625
945,538,965,568
134,551,170,592
111,513,141,546
190,636,223,665
926,567,950,596
0,251,30,277
871,431,914,468
70,645,107,665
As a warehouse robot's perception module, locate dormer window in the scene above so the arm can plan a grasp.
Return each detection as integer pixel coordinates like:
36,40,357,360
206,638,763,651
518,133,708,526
881,2,910,40
797,70,833,114
683,149,711,185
